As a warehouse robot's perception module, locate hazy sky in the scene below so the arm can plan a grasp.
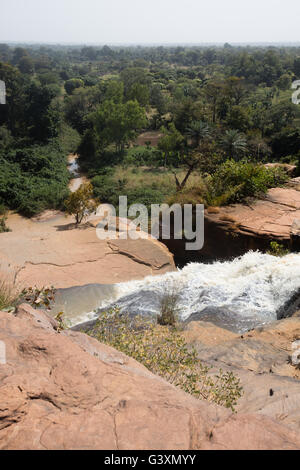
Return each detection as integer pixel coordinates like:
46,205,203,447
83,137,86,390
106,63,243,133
1,0,300,45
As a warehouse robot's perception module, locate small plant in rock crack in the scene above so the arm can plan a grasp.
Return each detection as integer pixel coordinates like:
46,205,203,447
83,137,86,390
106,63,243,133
20,286,56,310
54,311,69,332
0,276,19,311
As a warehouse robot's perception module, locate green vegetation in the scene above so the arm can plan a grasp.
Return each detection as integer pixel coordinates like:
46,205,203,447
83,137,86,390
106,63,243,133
64,182,97,224
170,160,288,207
91,166,176,210
267,241,290,257
204,160,288,205
59,123,81,155
1,43,300,218
87,307,243,411
0,141,69,217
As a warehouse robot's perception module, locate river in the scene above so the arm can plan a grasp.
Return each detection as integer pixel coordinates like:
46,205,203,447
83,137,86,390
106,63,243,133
68,154,87,192
51,250,300,333
53,156,300,333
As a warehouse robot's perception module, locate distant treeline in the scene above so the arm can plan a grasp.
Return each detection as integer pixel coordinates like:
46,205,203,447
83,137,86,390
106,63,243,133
0,43,300,216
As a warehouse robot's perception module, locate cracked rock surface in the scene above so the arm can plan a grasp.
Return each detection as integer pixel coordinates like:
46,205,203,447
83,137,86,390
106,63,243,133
206,187,300,240
1,304,300,450
0,211,175,288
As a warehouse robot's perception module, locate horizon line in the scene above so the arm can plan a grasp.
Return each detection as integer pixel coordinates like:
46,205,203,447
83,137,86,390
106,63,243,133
1,41,300,47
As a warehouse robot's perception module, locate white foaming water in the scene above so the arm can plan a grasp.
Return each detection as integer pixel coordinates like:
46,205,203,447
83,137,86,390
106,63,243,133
67,251,300,332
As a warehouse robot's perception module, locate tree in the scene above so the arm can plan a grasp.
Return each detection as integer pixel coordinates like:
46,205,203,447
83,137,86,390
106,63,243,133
219,130,247,160
185,120,210,148
294,57,300,77
247,131,271,162
150,83,167,114
270,128,300,159
224,77,246,106
225,105,251,132
120,67,150,96
12,47,28,65
263,103,297,136
171,141,219,191
105,80,124,104
64,183,97,225
276,73,292,90
64,85,103,133
204,81,224,123
24,82,60,142
64,78,84,95
127,83,149,107
0,62,24,133
93,99,147,152
172,97,200,132
172,151,201,191
18,56,34,74
158,123,184,167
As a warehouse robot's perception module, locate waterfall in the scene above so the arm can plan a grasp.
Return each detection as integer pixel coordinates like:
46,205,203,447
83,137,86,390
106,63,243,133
53,251,300,333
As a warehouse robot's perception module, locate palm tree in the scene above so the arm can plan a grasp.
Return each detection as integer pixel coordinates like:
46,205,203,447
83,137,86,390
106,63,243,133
186,121,210,148
219,129,247,160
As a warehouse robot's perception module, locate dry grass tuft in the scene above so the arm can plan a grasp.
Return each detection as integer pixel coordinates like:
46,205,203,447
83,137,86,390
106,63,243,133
0,275,19,311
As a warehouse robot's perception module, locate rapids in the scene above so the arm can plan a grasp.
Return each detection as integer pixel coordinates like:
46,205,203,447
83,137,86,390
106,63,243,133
52,251,300,333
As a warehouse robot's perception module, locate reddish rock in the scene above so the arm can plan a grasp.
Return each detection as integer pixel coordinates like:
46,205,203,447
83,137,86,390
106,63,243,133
0,305,300,450
183,317,300,433
163,185,300,260
0,212,175,288
264,163,296,176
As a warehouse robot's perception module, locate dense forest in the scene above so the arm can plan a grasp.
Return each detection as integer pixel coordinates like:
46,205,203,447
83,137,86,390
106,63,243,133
1,43,300,217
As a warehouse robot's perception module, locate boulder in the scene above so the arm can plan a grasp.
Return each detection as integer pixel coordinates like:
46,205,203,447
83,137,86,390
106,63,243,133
1,305,300,449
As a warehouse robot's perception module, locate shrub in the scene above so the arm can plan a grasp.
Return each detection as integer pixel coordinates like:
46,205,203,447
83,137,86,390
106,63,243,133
92,175,165,211
92,173,126,207
0,140,70,217
126,187,165,210
123,146,163,167
87,308,243,411
267,241,289,257
204,159,288,206
64,182,98,224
